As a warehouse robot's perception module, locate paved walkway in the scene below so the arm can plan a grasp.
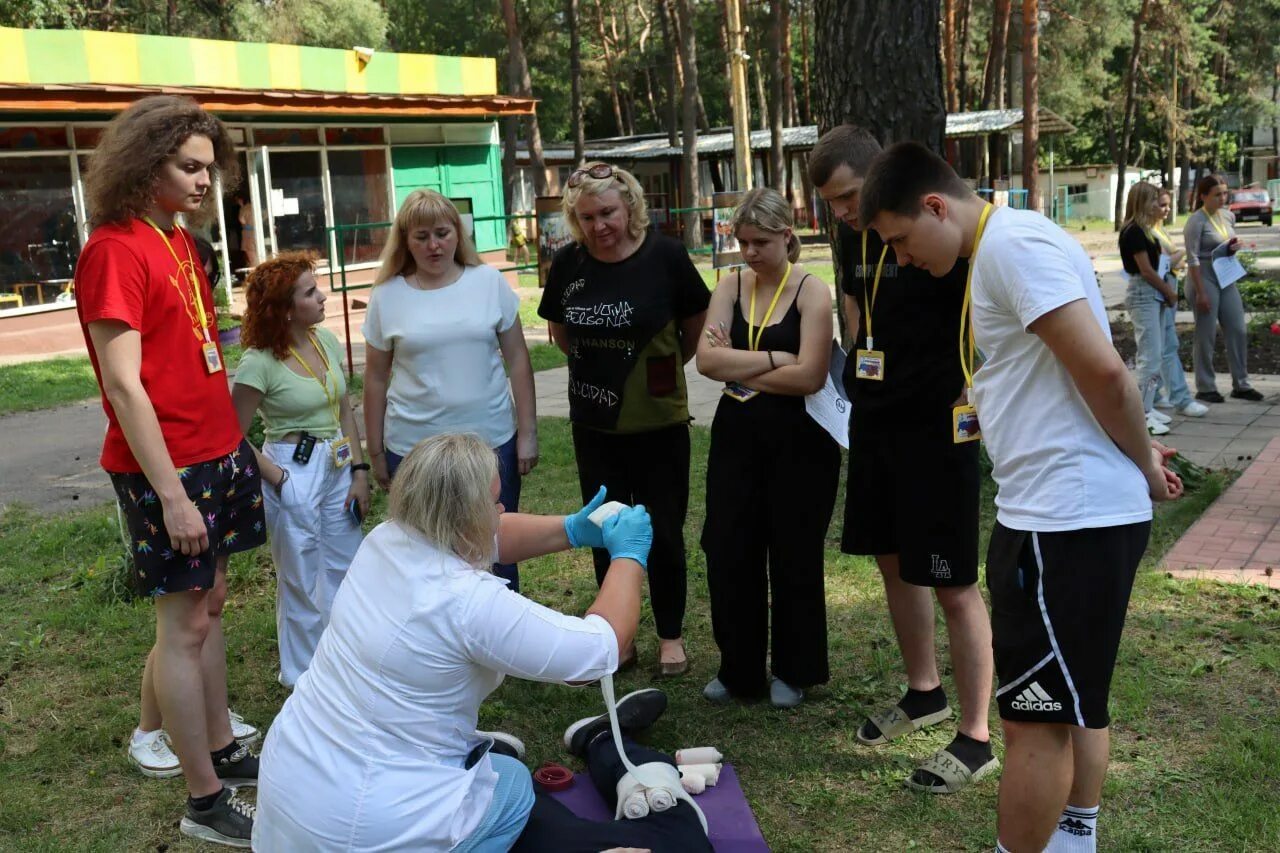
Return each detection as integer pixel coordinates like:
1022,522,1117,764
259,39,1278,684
1163,435,1280,589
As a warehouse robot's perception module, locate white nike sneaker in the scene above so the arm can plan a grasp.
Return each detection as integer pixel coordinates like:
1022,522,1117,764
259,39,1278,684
1148,409,1172,425
1146,412,1171,435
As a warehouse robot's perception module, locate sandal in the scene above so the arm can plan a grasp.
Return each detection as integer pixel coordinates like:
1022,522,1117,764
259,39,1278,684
856,703,952,745
903,747,1000,795
658,639,688,677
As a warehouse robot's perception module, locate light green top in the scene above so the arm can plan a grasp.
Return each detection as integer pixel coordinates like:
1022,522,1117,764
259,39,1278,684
234,327,348,442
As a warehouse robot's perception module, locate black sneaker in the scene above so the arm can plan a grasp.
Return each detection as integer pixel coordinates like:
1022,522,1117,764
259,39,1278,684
1196,391,1225,403
563,688,667,757
213,743,259,786
180,787,254,848
1231,388,1265,402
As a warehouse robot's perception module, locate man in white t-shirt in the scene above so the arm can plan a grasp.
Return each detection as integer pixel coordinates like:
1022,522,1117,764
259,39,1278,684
858,142,1183,853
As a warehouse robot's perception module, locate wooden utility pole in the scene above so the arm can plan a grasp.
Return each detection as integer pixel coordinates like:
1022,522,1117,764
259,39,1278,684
1021,0,1039,212
725,0,753,190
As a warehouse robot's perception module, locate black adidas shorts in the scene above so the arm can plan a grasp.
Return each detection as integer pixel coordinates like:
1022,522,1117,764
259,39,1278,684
110,439,267,597
841,419,979,587
987,520,1151,729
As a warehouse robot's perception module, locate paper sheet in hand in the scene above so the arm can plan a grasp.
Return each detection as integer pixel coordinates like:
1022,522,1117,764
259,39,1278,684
1157,254,1171,280
1212,254,1247,289
805,341,852,449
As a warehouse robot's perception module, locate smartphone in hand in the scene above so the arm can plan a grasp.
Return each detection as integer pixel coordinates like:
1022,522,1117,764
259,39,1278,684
347,498,364,526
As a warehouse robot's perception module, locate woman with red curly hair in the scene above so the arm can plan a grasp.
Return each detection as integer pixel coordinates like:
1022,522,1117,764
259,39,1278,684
232,252,368,689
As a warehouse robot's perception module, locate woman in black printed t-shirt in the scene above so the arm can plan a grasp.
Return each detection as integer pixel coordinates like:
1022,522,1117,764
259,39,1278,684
537,162,710,676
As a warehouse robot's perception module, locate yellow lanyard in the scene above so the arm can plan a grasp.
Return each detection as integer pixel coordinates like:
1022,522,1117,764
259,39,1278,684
860,230,890,349
747,261,791,351
1151,224,1173,251
143,217,210,343
287,331,342,431
1208,211,1231,242
959,203,995,389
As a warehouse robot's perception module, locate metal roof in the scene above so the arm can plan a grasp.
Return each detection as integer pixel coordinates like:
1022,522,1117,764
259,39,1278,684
523,109,1074,163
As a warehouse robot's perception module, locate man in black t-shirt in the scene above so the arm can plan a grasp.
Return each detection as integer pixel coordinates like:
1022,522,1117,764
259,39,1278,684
810,125,996,794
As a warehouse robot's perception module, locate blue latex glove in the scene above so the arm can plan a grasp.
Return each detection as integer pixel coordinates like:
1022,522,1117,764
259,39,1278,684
564,485,608,549
602,505,652,569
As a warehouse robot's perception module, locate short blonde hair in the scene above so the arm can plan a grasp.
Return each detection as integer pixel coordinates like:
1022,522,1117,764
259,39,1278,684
731,187,800,263
388,433,498,568
562,161,649,244
374,189,482,285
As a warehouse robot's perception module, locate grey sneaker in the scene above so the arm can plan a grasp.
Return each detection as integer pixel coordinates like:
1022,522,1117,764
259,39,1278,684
180,787,254,848
213,743,259,787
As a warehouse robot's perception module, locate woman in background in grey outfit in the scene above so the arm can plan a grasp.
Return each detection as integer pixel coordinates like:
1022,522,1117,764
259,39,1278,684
1183,174,1262,403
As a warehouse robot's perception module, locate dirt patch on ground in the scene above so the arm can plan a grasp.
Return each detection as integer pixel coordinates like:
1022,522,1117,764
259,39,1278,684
1111,319,1280,375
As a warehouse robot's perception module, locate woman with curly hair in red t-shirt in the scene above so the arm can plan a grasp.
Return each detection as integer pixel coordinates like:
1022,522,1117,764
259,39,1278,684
76,94,261,846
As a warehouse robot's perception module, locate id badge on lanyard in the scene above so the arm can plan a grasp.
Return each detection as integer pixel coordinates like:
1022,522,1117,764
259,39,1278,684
855,341,885,381
952,403,981,443
201,340,224,374
332,435,353,467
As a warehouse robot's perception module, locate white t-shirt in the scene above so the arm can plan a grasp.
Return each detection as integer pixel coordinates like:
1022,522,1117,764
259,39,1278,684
970,207,1152,532
362,265,520,452
254,521,619,851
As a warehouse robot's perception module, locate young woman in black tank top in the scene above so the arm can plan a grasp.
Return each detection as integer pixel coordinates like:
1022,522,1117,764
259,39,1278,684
695,187,840,708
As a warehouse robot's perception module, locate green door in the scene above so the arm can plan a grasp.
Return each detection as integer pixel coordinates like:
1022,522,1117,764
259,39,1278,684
390,143,505,253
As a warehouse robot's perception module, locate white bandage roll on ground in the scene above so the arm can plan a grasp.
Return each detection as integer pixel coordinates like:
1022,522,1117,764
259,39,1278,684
679,763,722,785
646,787,677,812
680,770,707,794
621,790,650,819
588,501,629,527
675,747,723,765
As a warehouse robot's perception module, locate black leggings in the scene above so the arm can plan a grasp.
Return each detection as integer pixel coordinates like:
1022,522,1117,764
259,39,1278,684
512,736,711,853
572,423,691,639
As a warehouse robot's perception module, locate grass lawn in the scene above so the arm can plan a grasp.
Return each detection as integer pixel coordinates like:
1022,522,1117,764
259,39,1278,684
0,356,103,416
1,418,1276,850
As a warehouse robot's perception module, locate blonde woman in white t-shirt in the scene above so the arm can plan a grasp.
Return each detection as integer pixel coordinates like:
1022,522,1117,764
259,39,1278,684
363,190,538,590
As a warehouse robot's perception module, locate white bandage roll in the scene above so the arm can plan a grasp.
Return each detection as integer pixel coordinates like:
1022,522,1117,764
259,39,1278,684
680,771,707,794
679,763,722,785
621,790,650,819
646,787,677,812
675,747,723,765
588,501,629,527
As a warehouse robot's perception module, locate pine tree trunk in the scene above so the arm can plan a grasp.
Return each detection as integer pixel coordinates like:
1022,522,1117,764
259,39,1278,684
800,0,812,124
501,0,547,195
1113,0,1150,229
593,0,626,136
782,0,797,125
674,0,703,249
770,0,787,193
981,0,1011,185
659,0,679,147
569,0,585,165
1021,0,1039,212
813,0,946,149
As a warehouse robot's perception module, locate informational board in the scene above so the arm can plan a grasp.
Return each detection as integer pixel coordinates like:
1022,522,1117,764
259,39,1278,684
712,191,744,269
536,196,572,288
450,197,476,243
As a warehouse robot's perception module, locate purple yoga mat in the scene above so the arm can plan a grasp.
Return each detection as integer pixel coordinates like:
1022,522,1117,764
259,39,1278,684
547,763,770,852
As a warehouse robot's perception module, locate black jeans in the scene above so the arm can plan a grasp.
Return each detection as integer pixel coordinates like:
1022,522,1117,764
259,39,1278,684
511,736,711,853
572,423,690,639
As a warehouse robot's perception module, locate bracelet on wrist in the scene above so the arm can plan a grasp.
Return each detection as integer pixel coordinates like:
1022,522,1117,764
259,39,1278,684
275,468,290,491
350,463,371,473
767,350,777,369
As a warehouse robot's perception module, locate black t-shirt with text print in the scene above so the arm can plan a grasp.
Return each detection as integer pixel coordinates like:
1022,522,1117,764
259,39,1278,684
839,223,968,430
538,232,710,433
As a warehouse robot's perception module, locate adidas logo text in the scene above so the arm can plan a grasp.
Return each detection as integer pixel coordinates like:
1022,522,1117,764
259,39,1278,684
1010,681,1063,712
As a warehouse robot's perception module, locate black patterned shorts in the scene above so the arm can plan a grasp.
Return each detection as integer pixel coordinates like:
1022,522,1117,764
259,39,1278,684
110,439,267,597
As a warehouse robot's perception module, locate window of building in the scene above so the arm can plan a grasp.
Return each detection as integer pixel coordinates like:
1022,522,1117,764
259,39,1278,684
327,148,391,266
0,155,79,315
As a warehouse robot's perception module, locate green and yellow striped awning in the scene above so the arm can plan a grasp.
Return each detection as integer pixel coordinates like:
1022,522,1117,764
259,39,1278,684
0,27,497,98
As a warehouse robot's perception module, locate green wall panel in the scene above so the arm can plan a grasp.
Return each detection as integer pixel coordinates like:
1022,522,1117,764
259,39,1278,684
390,144,505,252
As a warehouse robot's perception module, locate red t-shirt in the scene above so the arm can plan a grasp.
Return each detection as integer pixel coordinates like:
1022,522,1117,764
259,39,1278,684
75,218,242,473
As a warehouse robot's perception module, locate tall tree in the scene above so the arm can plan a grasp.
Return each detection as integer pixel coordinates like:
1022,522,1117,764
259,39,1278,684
659,0,680,147
1021,0,1039,212
673,0,703,248
568,0,585,165
814,0,946,148
1111,0,1152,228
593,0,627,136
769,0,787,192
980,0,1012,184
943,0,960,165
501,0,548,199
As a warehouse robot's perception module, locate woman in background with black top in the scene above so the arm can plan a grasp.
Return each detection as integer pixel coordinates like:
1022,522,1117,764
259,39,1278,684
1120,182,1180,436
537,162,710,676
695,187,837,708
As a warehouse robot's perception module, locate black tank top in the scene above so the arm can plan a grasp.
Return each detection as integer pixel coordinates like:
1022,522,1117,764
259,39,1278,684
729,271,808,355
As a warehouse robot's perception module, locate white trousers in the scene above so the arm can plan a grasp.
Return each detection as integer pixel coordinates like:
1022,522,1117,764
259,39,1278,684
264,439,363,687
